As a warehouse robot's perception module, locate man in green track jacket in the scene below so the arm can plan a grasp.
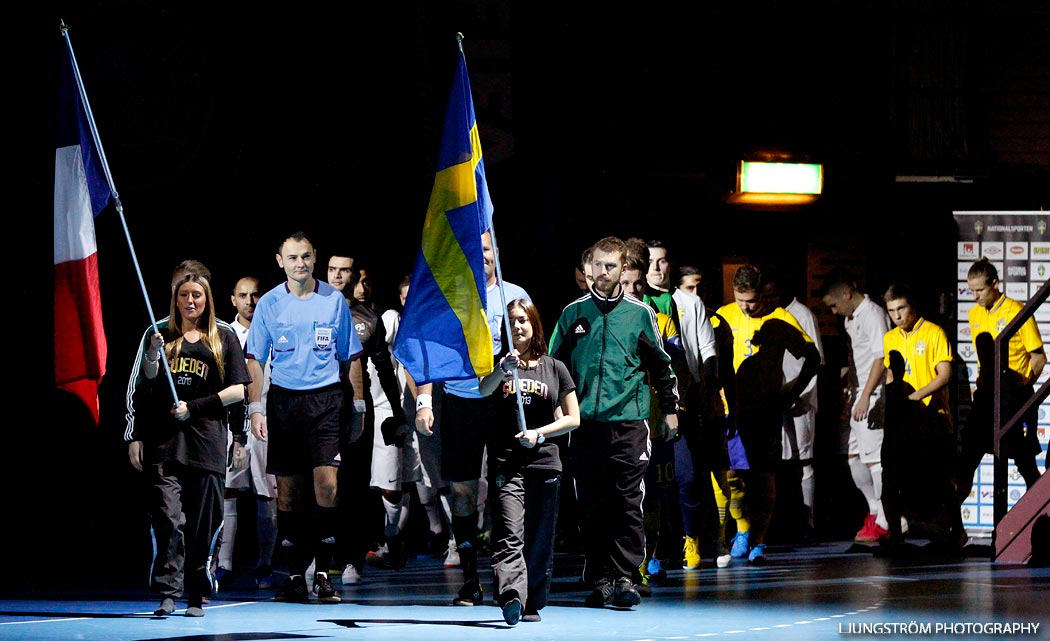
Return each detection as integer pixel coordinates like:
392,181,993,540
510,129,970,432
550,235,679,610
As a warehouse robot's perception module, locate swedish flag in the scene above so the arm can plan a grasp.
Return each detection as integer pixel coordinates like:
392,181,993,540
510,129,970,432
393,38,494,385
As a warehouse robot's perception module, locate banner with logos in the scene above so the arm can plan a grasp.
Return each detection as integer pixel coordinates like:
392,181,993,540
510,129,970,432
954,211,1049,535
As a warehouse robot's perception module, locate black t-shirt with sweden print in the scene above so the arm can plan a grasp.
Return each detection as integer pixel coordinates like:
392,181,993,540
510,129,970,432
139,327,250,475
489,354,575,474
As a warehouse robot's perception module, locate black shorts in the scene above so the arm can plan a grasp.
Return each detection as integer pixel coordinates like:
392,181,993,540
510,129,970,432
680,406,729,471
736,409,783,472
440,392,499,482
266,383,343,475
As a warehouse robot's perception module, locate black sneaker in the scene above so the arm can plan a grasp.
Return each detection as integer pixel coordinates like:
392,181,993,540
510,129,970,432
611,576,641,608
501,597,522,625
275,575,309,602
584,578,614,608
312,572,341,603
452,579,484,606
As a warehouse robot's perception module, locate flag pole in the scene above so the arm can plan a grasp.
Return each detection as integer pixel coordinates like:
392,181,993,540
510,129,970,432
487,220,528,434
60,21,177,400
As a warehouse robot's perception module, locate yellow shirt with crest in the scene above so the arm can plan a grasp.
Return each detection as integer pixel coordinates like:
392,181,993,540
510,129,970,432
883,317,953,416
969,293,1043,381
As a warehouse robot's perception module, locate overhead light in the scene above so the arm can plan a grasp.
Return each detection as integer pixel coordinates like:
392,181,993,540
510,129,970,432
729,160,823,205
895,175,976,184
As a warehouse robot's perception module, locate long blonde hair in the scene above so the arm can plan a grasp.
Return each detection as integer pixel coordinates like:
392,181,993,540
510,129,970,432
166,274,227,382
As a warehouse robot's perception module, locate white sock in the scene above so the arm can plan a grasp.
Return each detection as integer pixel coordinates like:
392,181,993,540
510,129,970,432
800,464,815,527
219,497,237,568
416,483,443,535
849,456,879,515
439,493,454,528
398,493,411,532
869,463,888,529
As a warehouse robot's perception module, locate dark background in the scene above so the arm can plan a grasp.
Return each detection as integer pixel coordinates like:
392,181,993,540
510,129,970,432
7,1,1047,591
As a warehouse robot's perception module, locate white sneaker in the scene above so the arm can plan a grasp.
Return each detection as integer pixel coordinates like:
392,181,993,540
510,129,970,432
341,564,361,584
444,542,461,567
305,559,316,583
716,553,732,568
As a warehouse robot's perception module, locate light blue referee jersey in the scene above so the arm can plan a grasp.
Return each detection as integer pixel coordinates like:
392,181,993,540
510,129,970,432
246,280,363,390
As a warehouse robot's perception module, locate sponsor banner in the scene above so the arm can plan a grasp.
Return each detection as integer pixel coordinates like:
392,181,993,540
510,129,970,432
1005,281,1028,301
1008,486,1027,503
954,211,1047,534
1032,262,1050,281
1003,260,1029,277
1005,262,1029,280
978,483,994,504
958,240,980,260
1006,241,1029,260
981,242,1005,261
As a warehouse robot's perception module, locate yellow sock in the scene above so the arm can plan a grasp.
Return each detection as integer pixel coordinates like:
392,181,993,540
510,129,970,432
711,472,728,527
727,475,750,533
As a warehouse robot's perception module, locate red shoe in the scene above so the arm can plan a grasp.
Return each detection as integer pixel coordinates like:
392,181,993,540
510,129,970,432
854,514,880,543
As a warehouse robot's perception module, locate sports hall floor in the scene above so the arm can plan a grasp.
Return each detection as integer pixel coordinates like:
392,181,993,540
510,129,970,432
1,538,1047,641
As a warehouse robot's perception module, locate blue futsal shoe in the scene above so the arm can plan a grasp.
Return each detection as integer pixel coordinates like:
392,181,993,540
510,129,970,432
730,531,750,558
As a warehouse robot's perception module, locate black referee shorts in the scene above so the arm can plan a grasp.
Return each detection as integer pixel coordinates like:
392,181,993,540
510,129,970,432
266,383,343,475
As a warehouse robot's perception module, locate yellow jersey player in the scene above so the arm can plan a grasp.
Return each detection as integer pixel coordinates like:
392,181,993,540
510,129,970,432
881,283,966,553
712,265,820,565
956,258,1044,499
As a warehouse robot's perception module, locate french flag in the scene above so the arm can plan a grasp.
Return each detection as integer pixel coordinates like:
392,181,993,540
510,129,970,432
54,40,111,424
